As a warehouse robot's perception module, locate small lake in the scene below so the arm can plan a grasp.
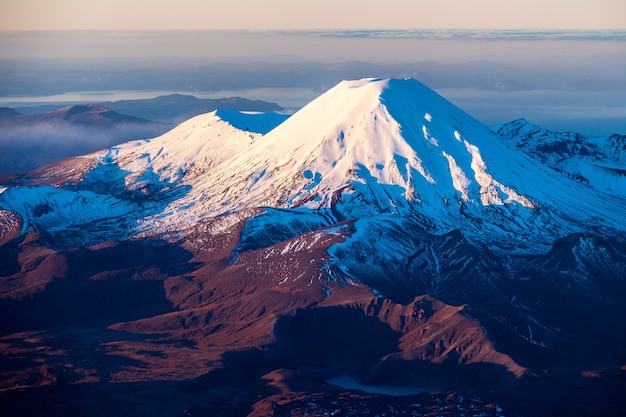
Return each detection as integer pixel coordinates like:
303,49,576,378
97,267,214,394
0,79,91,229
326,374,439,396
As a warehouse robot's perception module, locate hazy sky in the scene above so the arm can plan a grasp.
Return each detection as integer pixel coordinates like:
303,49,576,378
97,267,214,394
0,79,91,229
1,0,625,30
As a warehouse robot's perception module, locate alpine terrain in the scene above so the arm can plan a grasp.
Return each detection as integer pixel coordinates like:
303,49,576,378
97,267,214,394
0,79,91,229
1,78,625,416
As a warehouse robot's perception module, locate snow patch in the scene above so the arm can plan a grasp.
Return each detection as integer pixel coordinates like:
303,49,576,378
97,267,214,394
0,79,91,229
442,152,472,201
214,109,288,134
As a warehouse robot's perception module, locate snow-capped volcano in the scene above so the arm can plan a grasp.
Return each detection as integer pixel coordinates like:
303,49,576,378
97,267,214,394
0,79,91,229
2,78,625,250
185,78,536,215
3,79,626,417
108,78,624,247
105,109,288,189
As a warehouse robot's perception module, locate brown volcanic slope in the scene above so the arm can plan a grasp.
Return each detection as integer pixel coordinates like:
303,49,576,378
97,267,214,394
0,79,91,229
2,213,624,416
0,209,541,416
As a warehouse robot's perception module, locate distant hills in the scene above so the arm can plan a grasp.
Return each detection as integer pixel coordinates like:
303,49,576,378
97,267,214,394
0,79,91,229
102,94,284,124
0,107,20,120
1,103,154,127
0,104,167,175
11,94,283,123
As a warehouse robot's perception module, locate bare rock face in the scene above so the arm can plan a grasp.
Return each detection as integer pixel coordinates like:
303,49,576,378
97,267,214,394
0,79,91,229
1,78,626,416
0,209,21,246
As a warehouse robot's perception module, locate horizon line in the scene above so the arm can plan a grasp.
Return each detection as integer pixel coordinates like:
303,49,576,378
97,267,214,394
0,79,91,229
2,28,625,40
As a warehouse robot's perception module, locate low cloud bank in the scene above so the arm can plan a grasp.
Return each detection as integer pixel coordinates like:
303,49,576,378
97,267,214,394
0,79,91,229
0,122,169,175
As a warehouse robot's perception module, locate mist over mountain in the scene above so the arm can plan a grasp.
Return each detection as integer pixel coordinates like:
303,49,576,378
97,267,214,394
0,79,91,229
0,104,167,175
1,77,625,416
3,49,625,176
0,95,283,175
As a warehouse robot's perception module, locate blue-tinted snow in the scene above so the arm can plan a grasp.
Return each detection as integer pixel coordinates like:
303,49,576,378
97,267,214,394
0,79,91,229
214,109,289,134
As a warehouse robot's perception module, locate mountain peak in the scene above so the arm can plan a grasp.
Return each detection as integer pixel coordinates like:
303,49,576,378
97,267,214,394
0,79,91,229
212,77,536,217
147,77,620,247
3,78,626,417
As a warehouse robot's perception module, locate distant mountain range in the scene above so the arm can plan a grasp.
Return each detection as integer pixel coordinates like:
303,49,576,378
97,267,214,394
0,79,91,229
0,107,20,120
102,93,284,124
10,93,284,123
2,103,154,126
1,78,625,417
496,118,626,196
0,103,167,175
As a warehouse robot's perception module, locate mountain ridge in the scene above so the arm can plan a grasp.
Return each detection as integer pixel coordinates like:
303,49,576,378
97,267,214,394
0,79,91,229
496,118,626,196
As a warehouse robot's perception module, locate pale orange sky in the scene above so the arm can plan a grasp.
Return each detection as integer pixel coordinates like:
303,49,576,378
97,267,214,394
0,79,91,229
1,0,625,30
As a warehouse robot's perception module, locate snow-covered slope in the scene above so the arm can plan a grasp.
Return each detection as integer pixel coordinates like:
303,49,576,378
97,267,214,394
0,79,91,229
123,78,625,249
1,79,625,252
189,78,537,214
104,110,288,189
0,110,286,246
496,118,626,196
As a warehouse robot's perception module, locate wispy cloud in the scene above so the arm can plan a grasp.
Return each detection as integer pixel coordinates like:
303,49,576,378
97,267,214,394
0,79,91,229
275,29,626,41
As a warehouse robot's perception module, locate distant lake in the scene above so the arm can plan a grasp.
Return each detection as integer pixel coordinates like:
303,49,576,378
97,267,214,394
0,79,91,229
0,87,322,113
439,88,626,136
